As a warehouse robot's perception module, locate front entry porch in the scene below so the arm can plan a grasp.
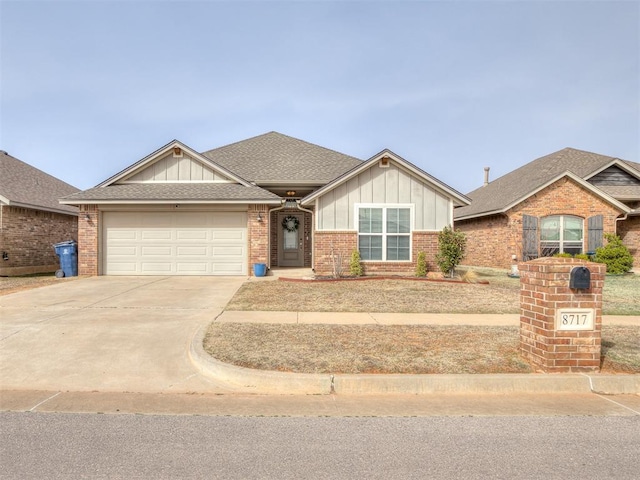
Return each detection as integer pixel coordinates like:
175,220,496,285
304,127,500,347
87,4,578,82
269,209,313,269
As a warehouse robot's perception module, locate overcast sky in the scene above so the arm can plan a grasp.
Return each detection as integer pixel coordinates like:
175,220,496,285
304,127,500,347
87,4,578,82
1,0,638,194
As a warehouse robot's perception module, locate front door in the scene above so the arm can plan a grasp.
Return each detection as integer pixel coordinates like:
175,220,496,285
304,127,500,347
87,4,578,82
278,212,304,267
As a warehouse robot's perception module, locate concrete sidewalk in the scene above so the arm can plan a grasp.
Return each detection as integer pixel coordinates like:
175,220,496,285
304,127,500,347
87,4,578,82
216,311,640,326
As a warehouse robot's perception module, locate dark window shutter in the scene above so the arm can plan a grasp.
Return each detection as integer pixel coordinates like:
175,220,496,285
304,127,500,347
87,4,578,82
522,215,539,261
588,215,604,253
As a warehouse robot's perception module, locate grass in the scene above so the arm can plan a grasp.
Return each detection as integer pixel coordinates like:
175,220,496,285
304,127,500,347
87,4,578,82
225,267,639,315
204,324,639,374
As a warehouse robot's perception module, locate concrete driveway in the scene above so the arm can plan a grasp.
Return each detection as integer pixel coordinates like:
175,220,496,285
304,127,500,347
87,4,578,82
0,276,245,394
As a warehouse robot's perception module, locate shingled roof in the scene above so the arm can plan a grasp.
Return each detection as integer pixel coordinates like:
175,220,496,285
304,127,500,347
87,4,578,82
201,132,363,185
454,148,640,220
0,150,79,215
61,183,280,204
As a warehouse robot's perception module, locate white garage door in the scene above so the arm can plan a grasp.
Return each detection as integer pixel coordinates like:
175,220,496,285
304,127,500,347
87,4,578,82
103,211,247,275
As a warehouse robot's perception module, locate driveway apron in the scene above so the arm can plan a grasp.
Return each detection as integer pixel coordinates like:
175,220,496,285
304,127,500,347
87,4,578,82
0,276,245,393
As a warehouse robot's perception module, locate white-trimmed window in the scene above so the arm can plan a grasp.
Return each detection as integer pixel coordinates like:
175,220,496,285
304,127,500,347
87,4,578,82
540,215,584,256
357,205,412,261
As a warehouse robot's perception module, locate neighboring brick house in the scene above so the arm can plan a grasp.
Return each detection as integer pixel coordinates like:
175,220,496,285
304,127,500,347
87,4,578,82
454,148,640,270
0,151,79,276
60,132,469,277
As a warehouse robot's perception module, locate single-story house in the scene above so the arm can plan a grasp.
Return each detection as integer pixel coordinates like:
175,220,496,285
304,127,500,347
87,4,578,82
454,148,640,270
0,150,79,276
60,132,470,276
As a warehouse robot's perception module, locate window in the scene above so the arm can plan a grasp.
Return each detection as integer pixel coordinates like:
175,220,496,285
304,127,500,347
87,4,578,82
540,215,584,256
357,205,412,261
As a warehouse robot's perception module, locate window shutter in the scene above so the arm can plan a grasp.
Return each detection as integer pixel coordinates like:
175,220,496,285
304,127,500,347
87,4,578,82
587,215,604,253
522,214,539,261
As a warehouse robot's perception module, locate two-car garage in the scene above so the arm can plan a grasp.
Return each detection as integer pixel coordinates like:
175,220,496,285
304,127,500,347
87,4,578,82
102,211,247,275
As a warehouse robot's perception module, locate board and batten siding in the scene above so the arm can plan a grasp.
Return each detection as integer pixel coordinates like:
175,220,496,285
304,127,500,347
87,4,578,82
316,163,451,230
123,152,231,183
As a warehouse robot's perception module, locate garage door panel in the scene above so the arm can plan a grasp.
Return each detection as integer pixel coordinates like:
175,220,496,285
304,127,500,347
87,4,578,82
142,246,173,256
141,230,173,240
177,230,208,240
103,211,247,276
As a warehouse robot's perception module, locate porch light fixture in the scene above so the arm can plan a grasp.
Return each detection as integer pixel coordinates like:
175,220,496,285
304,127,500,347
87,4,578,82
84,213,91,220
286,190,296,197
257,211,263,222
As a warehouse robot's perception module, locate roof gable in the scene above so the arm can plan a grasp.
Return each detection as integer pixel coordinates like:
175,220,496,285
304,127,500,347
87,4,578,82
301,149,470,207
0,150,79,215
454,148,638,220
201,132,363,185
99,140,250,187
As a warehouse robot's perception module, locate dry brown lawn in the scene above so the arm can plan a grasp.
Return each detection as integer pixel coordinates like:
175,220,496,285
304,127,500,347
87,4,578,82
0,275,79,296
226,278,520,314
204,324,639,374
225,268,640,315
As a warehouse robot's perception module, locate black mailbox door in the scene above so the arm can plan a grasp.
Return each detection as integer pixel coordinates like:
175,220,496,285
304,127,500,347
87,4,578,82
570,266,591,289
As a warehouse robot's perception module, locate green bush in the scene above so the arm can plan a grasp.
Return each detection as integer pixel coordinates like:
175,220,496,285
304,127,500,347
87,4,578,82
436,226,466,278
594,234,634,274
573,253,590,261
415,251,428,277
553,253,573,258
349,249,363,277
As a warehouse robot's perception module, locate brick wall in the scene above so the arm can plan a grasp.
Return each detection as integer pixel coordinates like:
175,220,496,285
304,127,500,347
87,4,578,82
313,230,439,277
519,257,604,373
248,204,269,275
617,216,640,268
78,205,99,276
456,177,626,269
0,205,78,276
455,214,511,269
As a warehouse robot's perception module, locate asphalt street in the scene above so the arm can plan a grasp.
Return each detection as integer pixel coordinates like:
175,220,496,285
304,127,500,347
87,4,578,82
2,412,639,479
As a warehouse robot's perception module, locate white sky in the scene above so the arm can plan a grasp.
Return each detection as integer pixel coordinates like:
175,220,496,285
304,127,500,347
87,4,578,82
1,0,638,194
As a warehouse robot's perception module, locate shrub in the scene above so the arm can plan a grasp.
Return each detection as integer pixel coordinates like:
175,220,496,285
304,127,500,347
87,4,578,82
553,253,573,258
349,249,363,277
574,253,590,261
436,226,466,278
594,234,634,274
415,251,428,277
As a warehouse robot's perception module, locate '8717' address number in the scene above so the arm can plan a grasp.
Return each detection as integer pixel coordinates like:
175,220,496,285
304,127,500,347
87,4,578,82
556,308,595,331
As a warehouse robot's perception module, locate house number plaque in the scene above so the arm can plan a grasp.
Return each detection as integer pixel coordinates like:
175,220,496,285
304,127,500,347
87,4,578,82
556,308,595,331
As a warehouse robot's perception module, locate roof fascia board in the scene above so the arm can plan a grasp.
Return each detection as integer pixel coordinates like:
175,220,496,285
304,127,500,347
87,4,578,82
97,140,253,188
584,158,640,181
301,149,470,206
0,194,9,205
60,199,282,206
7,201,78,216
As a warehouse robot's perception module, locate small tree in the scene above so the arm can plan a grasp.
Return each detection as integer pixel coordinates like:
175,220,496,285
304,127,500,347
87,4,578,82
436,226,466,278
349,249,363,277
415,251,428,277
594,233,634,274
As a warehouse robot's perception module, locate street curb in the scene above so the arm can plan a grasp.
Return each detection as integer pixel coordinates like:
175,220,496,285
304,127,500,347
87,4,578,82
189,323,640,395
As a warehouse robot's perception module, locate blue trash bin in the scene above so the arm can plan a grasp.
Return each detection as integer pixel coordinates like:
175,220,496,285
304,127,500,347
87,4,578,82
54,241,78,277
253,263,267,277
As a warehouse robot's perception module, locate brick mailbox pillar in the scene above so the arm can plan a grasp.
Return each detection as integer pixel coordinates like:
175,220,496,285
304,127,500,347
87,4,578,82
519,257,605,373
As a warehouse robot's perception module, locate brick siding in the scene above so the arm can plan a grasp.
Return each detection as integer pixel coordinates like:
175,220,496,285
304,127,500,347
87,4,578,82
248,204,269,275
77,205,99,276
617,215,640,268
0,205,78,276
313,230,439,277
456,177,628,269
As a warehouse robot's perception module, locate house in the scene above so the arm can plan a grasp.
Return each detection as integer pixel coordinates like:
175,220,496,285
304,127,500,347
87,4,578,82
454,148,640,270
60,132,470,276
0,150,79,276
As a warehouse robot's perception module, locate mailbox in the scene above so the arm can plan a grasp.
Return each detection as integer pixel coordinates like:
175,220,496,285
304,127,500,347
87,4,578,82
569,266,591,289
